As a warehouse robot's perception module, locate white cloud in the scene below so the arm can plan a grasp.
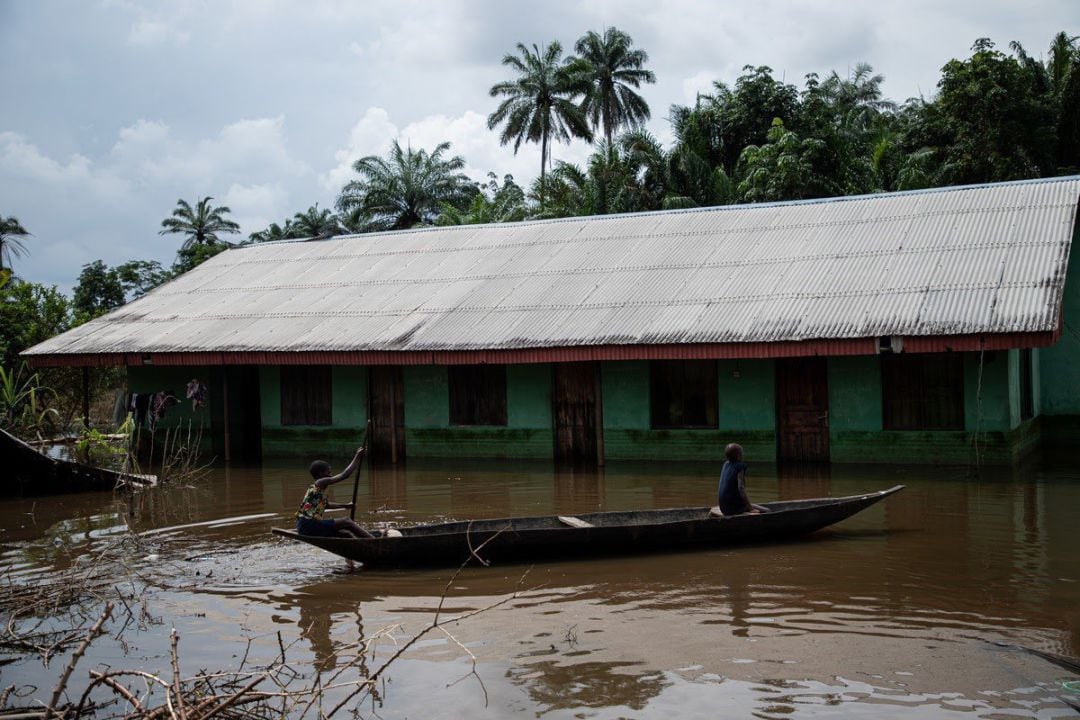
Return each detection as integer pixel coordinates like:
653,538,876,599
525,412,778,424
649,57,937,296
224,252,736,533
0,117,312,288
320,108,400,192
0,131,127,200
681,71,717,104
107,116,308,187
127,19,189,47
222,182,291,234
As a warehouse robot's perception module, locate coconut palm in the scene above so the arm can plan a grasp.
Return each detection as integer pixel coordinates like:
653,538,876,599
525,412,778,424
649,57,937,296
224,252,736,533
570,28,656,146
0,215,31,271
487,41,592,202
335,140,477,232
159,197,240,250
1048,31,1080,94
247,220,297,243
291,205,342,239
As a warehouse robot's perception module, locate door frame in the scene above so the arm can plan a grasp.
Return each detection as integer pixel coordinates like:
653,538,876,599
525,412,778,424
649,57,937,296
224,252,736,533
368,366,405,464
552,362,604,467
775,357,830,463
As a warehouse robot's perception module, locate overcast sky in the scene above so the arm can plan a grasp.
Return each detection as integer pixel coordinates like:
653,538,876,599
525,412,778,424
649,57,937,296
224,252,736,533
2,0,1077,291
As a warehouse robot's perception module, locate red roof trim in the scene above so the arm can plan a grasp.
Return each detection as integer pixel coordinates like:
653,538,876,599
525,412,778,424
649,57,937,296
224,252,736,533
24,332,1059,368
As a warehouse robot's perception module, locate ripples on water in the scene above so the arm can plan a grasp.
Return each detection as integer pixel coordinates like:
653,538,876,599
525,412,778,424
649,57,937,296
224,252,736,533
1,457,1078,718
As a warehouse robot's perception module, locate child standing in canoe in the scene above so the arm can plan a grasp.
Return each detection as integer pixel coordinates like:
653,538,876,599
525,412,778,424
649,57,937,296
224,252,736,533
295,447,376,538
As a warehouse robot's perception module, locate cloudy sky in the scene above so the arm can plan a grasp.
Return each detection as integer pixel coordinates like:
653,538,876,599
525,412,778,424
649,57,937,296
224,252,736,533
2,0,1077,291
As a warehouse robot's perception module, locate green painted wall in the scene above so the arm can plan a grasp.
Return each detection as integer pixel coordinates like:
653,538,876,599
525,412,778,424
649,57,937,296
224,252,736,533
963,350,1012,432
828,351,1033,464
404,364,554,459
126,365,215,450
130,352,1039,465
260,366,368,457
828,356,882,433
1041,222,1080,416
601,360,776,461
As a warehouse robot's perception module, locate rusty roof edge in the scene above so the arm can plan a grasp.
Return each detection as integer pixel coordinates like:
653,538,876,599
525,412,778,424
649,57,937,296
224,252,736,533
22,332,1060,368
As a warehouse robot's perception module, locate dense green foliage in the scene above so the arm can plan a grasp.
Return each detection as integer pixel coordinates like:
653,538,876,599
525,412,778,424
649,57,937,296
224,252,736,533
290,204,342,239
72,259,169,322
0,279,71,369
520,33,1080,220
436,174,529,225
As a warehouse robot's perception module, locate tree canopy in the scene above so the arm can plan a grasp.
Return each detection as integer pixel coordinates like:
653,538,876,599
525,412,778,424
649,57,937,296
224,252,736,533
335,140,477,231
570,27,656,146
159,197,241,249
488,41,592,202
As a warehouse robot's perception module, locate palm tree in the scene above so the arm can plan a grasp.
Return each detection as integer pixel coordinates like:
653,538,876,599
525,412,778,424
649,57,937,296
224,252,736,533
335,140,477,232
0,215,31,271
291,205,342,239
815,63,896,134
159,197,240,249
247,220,297,243
1048,31,1080,95
488,41,592,203
570,28,656,146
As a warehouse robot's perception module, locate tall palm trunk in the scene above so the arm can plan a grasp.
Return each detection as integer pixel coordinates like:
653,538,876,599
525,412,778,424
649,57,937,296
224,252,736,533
540,132,549,208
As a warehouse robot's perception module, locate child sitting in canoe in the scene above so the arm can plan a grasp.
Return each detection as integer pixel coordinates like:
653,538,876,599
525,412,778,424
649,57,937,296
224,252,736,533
296,447,377,538
716,443,769,515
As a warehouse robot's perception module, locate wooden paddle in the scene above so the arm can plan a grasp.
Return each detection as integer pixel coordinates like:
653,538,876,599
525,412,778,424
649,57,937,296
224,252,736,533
349,419,371,522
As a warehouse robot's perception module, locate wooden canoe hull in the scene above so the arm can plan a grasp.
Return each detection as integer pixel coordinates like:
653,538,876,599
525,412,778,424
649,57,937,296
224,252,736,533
1,428,155,497
272,485,903,568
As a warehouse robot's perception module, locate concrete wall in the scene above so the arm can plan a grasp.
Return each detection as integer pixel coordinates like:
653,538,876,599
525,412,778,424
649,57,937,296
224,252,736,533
601,359,776,461
404,364,553,459
1041,221,1080,416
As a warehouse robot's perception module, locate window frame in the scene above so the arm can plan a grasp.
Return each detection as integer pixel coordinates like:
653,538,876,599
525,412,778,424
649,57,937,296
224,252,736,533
648,360,720,430
448,364,508,427
280,365,333,426
881,353,964,431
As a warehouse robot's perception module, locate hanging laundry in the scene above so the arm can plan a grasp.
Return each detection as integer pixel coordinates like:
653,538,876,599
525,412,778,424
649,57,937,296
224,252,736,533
129,393,151,427
149,390,179,430
186,378,208,411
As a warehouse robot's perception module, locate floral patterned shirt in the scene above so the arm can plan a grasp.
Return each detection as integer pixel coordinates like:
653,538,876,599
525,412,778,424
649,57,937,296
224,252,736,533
296,484,328,520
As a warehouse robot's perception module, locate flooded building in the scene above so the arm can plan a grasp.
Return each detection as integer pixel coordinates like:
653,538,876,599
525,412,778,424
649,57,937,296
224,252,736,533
24,177,1080,464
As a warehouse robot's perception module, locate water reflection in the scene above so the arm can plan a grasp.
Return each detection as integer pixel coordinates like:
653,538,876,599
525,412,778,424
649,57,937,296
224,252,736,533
508,660,669,712
1,457,1079,717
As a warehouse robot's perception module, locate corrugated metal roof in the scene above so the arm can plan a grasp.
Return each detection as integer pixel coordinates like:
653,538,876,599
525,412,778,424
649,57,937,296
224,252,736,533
24,177,1080,360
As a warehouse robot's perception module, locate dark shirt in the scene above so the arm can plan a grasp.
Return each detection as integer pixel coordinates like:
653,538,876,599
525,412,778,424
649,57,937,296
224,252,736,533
717,461,750,515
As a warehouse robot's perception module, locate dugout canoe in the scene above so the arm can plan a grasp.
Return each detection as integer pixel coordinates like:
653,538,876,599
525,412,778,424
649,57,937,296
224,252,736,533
272,485,904,568
1,427,156,497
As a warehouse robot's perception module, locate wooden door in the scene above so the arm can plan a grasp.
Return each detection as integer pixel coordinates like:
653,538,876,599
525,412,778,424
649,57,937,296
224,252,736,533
211,366,263,463
776,358,830,462
553,362,603,466
369,366,405,464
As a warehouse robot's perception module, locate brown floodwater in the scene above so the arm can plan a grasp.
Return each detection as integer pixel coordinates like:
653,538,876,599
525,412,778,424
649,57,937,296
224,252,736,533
2,455,1079,718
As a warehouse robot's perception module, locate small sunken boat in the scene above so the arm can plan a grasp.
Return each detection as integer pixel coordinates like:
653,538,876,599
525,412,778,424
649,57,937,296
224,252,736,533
272,485,904,568
1,427,156,497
